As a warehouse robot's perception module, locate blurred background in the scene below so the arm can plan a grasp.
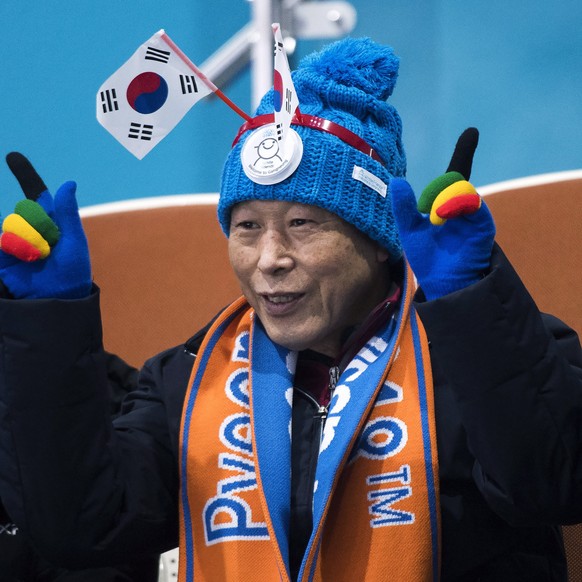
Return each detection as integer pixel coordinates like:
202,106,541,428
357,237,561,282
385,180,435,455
1,0,581,215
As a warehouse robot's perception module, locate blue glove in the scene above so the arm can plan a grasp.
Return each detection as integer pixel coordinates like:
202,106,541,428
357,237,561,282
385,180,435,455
391,128,496,300
0,153,92,299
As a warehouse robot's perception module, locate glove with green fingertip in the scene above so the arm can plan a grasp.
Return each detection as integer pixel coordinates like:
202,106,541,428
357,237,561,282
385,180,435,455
0,152,92,299
391,128,496,300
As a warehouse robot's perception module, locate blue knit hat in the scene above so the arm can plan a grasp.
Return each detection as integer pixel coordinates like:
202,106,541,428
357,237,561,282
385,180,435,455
218,37,406,261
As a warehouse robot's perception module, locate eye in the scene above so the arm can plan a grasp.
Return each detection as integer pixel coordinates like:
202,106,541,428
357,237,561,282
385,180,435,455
289,218,310,227
234,220,258,230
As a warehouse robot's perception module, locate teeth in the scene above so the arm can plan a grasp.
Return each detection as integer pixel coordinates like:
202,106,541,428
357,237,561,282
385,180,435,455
268,295,295,304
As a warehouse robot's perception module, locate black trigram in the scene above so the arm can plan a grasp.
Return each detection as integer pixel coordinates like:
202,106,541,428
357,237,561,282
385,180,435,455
276,122,283,141
145,46,170,64
273,40,283,55
100,88,119,113
128,122,154,141
179,74,199,94
285,88,293,114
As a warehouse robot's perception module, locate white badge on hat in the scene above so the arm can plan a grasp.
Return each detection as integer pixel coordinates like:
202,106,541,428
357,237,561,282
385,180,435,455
241,123,303,185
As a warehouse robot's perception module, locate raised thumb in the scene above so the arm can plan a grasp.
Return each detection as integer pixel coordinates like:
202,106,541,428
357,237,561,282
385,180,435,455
53,181,83,234
390,177,422,235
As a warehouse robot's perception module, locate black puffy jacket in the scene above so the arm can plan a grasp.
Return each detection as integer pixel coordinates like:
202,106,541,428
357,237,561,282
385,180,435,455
0,353,160,582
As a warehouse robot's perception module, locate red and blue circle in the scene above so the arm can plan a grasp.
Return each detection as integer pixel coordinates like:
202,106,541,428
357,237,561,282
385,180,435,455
126,72,168,114
273,70,283,113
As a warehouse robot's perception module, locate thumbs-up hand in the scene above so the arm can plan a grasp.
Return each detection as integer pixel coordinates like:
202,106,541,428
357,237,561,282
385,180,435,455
391,128,495,300
0,153,92,299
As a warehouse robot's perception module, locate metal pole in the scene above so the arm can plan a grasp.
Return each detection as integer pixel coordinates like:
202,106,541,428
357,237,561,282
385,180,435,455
250,0,273,111
199,23,254,90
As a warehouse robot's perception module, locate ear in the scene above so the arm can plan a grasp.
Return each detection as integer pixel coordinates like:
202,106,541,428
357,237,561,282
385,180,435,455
375,244,390,263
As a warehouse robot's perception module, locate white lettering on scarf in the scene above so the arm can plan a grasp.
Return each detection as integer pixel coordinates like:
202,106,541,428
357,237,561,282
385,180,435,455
366,465,415,527
361,379,414,527
203,331,269,545
356,380,408,461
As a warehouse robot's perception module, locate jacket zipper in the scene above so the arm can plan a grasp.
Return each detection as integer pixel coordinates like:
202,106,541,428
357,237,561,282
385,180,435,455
295,387,328,420
320,366,340,443
328,365,340,405
294,365,340,446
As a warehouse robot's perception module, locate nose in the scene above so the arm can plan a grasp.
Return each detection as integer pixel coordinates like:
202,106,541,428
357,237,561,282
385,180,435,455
257,230,294,274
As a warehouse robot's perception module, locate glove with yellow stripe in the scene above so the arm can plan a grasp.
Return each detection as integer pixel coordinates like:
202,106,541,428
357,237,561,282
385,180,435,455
391,128,495,300
0,153,92,299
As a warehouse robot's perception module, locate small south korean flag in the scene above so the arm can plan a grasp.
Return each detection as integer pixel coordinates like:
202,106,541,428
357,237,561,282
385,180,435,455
97,29,214,159
272,23,299,146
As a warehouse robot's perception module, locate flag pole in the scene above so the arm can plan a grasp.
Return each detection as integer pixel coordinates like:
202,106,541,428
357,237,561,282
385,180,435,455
160,31,252,122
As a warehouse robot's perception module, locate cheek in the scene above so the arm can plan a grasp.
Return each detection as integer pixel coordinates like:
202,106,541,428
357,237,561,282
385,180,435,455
305,245,358,297
228,245,254,286
314,248,378,305
309,237,363,278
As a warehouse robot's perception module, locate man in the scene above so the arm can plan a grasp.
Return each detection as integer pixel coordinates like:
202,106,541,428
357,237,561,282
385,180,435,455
0,36,581,581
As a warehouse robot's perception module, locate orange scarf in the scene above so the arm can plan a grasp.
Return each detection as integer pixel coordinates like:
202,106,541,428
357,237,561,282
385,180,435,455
179,267,440,581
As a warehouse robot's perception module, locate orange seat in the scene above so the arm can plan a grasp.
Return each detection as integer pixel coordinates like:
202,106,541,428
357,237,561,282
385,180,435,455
81,194,240,368
482,172,582,336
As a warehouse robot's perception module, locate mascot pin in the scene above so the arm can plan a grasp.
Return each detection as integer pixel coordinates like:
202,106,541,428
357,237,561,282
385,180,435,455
241,123,302,184
241,23,302,185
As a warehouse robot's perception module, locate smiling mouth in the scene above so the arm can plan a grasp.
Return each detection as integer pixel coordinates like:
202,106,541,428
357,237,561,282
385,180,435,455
260,293,304,314
265,294,297,304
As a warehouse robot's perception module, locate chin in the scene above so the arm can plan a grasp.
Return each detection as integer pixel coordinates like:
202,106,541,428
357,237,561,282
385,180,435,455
268,333,306,352
261,324,308,352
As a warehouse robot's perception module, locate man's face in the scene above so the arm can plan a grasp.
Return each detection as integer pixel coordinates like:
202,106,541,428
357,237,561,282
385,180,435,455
228,200,391,358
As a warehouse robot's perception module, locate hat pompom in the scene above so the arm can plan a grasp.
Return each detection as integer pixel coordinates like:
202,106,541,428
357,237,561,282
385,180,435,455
299,37,399,100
